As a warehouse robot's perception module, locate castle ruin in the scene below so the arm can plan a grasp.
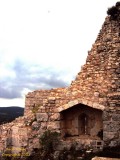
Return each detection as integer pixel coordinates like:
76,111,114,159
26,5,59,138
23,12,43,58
0,2,120,158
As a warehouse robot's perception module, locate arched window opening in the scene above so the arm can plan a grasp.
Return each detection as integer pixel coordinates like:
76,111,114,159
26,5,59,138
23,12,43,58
60,103,103,139
78,113,89,135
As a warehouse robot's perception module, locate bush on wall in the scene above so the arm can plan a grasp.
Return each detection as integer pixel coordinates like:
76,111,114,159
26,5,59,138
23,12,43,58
107,2,120,20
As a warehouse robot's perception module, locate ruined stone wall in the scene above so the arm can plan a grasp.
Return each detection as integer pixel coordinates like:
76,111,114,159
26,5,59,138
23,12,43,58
24,13,120,149
25,15,120,113
0,112,34,157
103,92,120,147
0,4,119,157
70,15,120,107
24,88,67,115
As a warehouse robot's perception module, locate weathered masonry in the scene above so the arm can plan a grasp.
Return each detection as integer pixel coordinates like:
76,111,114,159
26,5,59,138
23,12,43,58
0,2,120,156
60,104,103,139
24,2,120,151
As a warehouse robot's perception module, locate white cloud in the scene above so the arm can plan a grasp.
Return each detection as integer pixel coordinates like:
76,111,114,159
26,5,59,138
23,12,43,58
0,98,25,107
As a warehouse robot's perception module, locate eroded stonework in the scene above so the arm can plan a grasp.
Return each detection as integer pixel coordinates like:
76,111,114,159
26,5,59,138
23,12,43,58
60,104,103,138
0,4,120,158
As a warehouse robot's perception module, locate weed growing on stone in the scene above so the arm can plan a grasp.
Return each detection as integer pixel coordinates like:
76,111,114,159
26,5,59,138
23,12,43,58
32,105,40,114
107,2,120,20
40,130,60,152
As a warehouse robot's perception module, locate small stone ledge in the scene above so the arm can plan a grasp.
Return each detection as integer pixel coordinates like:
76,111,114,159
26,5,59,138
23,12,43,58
92,157,120,160
58,99,105,112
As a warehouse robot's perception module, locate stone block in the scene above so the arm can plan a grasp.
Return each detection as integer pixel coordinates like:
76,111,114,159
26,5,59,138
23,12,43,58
87,101,93,107
82,99,88,105
92,103,100,109
57,106,64,112
32,121,40,130
68,100,78,107
40,122,47,129
63,104,69,110
12,126,19,134
50,113,60,121
18,128,27,136
12,136,20,147
38,129,45,137
94,92,99,97
104,122,119,132
36,113,48,122
109,140,118,147
103,132,119,141
103,111,111,121
48,97,56,100
32,138,40,148
112,114,120,121
47,121,60,130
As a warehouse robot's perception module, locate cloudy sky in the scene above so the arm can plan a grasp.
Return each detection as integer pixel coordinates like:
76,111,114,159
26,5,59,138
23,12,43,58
0,0,118,107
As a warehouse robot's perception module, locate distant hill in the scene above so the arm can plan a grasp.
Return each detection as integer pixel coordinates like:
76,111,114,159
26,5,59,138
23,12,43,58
0,106,24,124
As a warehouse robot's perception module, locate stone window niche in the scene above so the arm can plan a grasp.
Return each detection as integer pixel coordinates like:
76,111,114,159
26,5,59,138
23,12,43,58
78,113,89,135
60,103,103,140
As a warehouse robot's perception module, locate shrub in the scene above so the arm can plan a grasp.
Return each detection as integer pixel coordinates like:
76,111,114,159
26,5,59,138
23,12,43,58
40,130,60,152
107,2,120,20
32,105,39,113
26,130,60,160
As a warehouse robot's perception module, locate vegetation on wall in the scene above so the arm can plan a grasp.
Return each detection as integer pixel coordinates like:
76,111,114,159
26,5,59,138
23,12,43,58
26,130,60,160
40,130,60,152
32,104,40,113
107,2,120,20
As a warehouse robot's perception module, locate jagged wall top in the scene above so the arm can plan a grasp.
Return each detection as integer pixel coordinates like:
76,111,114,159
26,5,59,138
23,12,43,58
0,3,120,157
25,3,120,114
70,2,120,106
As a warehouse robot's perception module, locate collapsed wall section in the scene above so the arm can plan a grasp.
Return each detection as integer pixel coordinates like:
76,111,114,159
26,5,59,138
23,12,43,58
70,15,120,107
24,88,67,115
0,114,34,157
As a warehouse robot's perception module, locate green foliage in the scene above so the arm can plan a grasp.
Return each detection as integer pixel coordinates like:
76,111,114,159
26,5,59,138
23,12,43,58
26,130,60,160
58,145,120,160
107,6,118,17
58,144,77,160
40,130,60,152
32,105,40,113
58,143,93,160
107,2,120,20
116,2,120,7
26,141,120,160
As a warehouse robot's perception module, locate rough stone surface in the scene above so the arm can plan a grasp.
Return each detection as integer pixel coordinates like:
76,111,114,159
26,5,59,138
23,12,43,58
36,113,48,122
0,5,119,158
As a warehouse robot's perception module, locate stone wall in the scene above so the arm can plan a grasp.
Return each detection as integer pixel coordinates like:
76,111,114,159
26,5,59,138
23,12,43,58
103,92,120,147
0,3,119,158
0,112,34,157
24,11,120,149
